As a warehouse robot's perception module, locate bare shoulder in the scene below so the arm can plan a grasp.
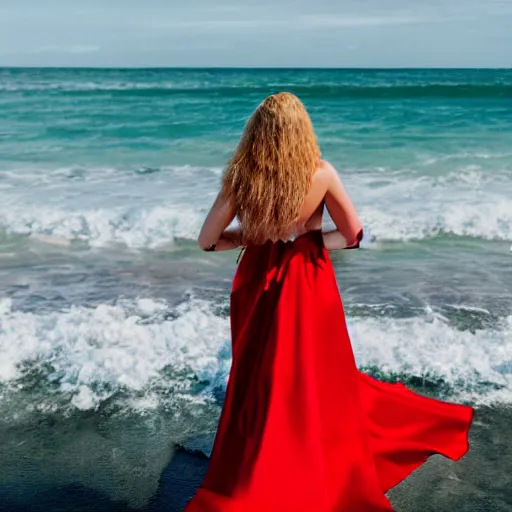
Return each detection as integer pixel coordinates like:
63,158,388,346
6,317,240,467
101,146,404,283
303,160,337,203
317,159,338,181
310,160,337,190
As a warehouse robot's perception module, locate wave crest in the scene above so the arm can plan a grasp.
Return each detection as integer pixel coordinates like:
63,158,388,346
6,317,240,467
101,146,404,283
1,297,511,413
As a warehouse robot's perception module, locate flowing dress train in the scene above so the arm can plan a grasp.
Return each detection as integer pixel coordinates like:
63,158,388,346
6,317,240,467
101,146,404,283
185,230,473,511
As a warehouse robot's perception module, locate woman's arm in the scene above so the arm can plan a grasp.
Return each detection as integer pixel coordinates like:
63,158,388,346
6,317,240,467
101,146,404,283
322,230,348,250
322,228,363,250
198,192,242,251
217,226,243,251
322,161,363,249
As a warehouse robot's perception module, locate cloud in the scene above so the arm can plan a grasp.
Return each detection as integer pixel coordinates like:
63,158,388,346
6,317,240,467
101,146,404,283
137,13,432,34
31,45,100,55
147,19,283,31
298,14,434,28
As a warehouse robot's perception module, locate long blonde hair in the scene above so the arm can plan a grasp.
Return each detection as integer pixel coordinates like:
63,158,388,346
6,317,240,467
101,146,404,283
222,92,321,244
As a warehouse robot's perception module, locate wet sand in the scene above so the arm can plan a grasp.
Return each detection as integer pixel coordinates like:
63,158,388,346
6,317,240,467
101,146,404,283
0,406,509,512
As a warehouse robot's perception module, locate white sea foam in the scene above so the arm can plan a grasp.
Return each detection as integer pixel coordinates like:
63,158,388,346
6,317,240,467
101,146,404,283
1,204,204,248
0,164,221,248
0,164,510,248
0,81,197,92
350,169,512,242
0,164,223,186
349,313,512,403
361,198,512,242
0,196,509,249
1,297,511,411
0,297,230,411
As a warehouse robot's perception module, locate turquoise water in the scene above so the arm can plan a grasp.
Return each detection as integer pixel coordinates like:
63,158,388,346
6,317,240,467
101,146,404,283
0,68,511,509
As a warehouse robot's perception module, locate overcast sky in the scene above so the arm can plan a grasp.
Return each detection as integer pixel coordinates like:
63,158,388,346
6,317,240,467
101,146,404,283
1,0,511,67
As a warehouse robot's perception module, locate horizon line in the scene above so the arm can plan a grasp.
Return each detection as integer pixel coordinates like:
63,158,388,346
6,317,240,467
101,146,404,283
0,65,511,71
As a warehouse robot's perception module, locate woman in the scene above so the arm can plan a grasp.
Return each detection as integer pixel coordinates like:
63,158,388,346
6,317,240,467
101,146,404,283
186,93,473,511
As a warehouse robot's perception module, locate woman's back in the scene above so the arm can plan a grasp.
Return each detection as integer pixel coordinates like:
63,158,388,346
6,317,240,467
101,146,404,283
198,158,363,252
198,93,361,251
290,159,363,244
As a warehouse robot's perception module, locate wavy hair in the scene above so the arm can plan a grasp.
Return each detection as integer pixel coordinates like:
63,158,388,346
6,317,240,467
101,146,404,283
221,92,321,244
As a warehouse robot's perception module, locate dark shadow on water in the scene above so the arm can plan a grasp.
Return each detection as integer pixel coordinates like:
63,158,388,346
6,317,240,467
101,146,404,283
0,483,138,512
0,447,208,512
146,446,208,512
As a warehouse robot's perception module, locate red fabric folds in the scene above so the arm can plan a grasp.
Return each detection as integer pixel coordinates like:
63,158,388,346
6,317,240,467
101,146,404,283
186,230,473,511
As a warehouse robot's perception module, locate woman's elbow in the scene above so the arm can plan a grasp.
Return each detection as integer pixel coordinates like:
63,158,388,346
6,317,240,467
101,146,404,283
353,224,364,241
198,234,216,252
349,218,363,238
198,239,210,251
345,226,363,249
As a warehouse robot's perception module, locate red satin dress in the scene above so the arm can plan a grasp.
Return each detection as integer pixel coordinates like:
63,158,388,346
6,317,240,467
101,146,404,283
185,230,473,511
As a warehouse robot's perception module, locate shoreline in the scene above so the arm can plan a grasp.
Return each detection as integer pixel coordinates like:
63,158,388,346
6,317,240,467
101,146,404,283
0,405,509,512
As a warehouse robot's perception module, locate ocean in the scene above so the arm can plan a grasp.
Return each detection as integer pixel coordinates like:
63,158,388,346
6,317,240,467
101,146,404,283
0,68,511,511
